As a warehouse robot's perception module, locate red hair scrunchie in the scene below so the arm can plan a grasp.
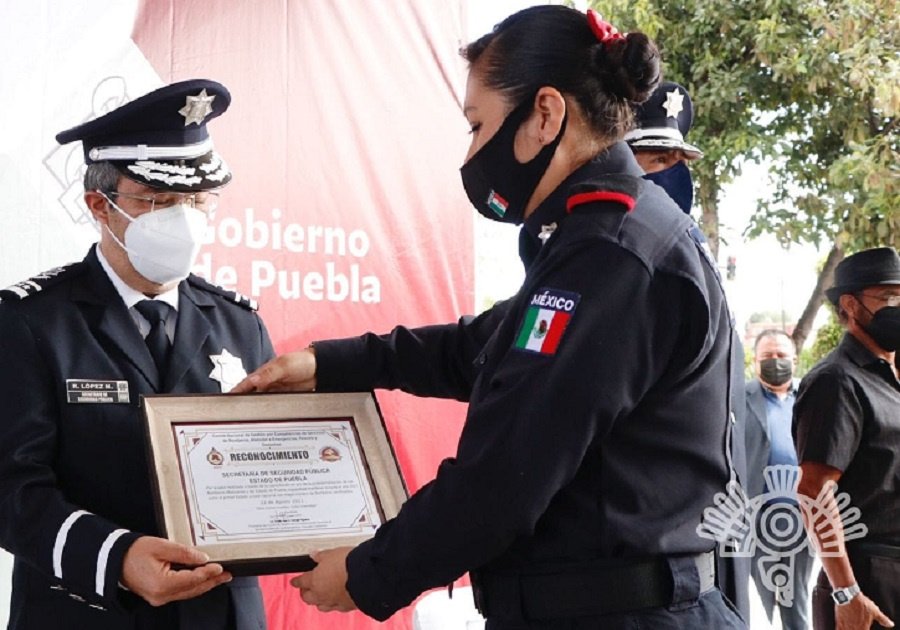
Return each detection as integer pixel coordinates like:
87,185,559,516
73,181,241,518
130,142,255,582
586,9,625,44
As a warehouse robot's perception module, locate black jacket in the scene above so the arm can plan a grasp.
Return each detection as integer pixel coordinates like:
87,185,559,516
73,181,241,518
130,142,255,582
0,247,274,629
744,377,799,499
312,143,738,621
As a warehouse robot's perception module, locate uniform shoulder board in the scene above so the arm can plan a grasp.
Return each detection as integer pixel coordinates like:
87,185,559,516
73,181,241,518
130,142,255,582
0,262,83,304
566,175,643,214
187,275,259,311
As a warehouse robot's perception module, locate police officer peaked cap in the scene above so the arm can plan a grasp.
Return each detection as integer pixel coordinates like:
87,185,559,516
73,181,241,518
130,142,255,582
825,247,900,305
624,81,702,159
56,79,232,192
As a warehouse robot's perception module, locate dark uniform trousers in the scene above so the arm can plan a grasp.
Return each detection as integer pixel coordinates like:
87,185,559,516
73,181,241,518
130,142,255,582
0,246,274,629
482,592,743,630
474,553,745,629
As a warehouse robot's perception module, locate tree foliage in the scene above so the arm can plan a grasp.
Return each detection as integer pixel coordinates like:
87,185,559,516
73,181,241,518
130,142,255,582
590,0,791,258
747,0,899,251
805,310,844,366
591,0,898,348
591,0,898,246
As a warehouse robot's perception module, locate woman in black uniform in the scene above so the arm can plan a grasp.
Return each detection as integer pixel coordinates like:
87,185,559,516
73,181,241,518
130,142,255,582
236,6,745,629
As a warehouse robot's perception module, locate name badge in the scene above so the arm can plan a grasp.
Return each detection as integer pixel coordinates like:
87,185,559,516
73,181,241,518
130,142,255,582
66,379,130,404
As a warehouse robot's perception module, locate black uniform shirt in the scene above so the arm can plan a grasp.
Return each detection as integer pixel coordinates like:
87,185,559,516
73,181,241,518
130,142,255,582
794,333,900,541
313,143,734,621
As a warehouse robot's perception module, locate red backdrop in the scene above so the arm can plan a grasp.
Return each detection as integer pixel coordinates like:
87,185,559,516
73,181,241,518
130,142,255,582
132,1,474,628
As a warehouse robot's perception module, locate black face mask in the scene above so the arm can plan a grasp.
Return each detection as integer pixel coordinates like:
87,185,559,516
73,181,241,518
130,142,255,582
858,304,900,352
643,160,693,214
460,99,567,225
759,358,793,387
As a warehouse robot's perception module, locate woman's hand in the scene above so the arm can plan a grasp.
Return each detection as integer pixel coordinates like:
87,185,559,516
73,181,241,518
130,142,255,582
231,348,317,393
291,547,357,613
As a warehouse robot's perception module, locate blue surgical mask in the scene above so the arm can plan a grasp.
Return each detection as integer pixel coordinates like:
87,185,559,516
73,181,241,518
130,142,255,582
643,160,693,214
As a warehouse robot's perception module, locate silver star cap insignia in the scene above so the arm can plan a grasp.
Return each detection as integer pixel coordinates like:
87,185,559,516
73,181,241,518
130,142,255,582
179,89,216,126
663,89,684,119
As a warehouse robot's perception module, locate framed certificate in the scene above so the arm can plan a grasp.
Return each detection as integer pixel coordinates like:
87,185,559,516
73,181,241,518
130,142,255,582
142,392,407,576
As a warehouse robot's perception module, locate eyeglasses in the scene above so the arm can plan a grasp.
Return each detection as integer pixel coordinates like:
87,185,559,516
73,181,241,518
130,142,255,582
858,292,900,307
106,191,220,216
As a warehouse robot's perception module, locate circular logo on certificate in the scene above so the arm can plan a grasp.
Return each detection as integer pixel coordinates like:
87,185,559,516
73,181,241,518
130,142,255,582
207,447,224,466
320,446,342,462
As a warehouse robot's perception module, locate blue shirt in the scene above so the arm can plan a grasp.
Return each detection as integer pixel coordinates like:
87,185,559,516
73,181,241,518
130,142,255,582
763,386,797,468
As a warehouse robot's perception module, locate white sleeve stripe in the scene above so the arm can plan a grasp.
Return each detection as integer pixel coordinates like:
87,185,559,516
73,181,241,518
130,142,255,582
52,510,90,579
95,529,129,596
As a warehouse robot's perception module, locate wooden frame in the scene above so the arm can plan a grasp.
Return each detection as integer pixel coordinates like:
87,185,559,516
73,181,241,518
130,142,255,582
142,391,407,576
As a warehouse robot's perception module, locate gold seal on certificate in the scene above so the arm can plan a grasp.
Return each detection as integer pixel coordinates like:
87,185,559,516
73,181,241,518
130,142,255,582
142,392,407,575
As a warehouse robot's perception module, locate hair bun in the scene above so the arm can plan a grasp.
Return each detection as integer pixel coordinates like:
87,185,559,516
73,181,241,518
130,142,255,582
591,32,660,103
462,5,661,143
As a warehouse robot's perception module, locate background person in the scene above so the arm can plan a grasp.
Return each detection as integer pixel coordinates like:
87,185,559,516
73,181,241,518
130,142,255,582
0,80,275,629
745,329,814,629
624,80,702,214
627,79,752,621
236,6,744,628
794,247,900,630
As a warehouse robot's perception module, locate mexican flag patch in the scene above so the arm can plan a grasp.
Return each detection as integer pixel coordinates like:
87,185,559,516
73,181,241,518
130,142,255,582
487,189,508,218
514,288,580,355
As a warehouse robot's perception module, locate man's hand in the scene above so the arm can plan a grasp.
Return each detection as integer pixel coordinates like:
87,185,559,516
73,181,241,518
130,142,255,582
230,349,317,394
836,593,894,630
290,547,357,613
121,536,232,607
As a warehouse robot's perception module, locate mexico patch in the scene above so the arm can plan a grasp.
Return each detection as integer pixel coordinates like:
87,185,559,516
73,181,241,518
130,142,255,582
514,288,580,355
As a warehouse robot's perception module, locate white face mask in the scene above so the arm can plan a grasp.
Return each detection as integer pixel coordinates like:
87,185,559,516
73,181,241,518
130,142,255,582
104,196,209,285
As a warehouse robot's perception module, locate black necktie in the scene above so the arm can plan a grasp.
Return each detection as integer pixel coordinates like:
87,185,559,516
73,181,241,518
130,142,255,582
134,300,173,378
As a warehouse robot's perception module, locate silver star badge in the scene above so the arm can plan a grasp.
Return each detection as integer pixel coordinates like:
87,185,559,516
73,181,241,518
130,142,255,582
208,348,247,393
663,89,684,119
179,89,216,126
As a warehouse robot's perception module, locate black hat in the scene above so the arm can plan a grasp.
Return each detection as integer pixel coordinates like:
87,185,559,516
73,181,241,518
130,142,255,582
825,247,900,304
56,79,231,192
625,81,702,159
